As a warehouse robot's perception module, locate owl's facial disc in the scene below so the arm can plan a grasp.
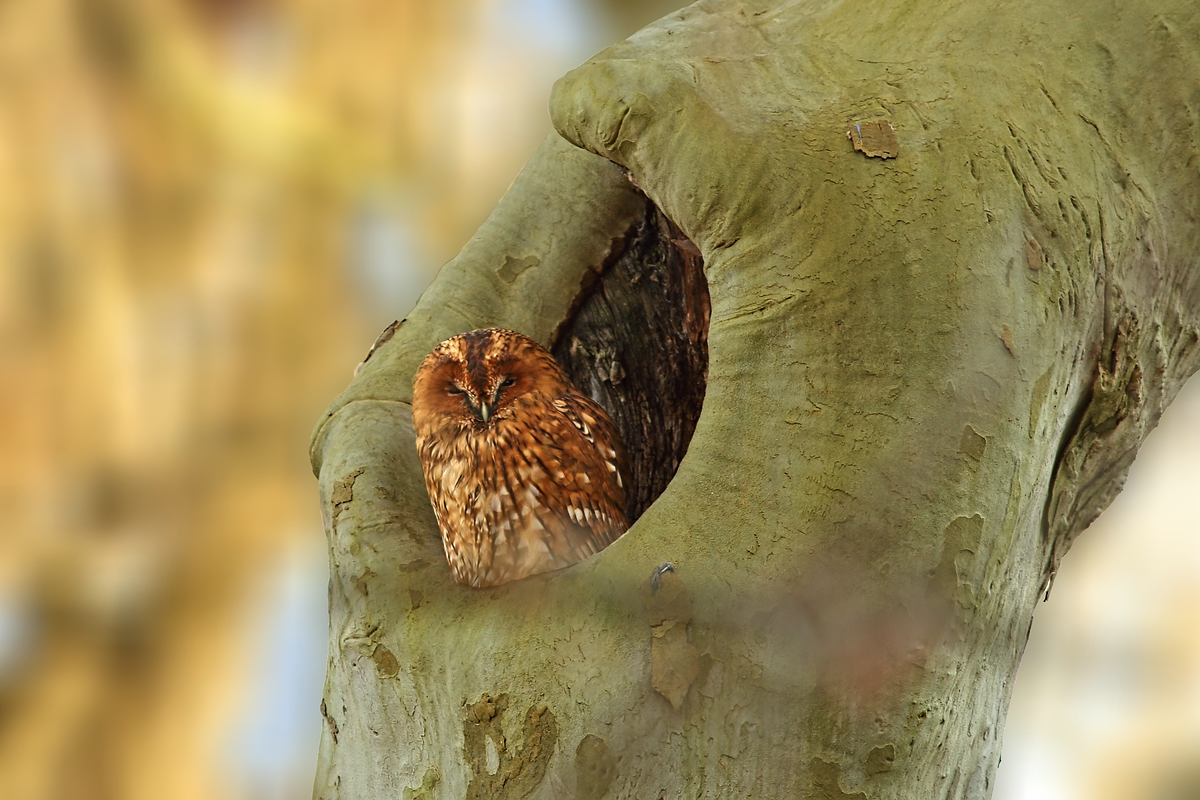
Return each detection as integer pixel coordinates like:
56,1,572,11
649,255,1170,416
475,375,515,423
416,330,555,429
491,376,516,403
437,372,483,422
448,372,505,424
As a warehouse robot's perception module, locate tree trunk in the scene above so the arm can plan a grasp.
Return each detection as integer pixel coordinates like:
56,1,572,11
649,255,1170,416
308,1,1200,797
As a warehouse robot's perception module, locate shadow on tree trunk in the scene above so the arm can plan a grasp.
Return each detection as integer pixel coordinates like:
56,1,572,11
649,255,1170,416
552,198,710,522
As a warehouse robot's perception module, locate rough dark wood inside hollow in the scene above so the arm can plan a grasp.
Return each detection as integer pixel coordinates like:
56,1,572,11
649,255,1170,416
552,201,710,523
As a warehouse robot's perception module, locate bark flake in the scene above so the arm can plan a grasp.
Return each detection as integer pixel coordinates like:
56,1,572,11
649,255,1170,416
642,568,700,710
463,693,558,799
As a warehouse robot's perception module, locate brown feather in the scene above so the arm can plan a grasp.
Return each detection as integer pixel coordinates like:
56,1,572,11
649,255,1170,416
412,329,630,587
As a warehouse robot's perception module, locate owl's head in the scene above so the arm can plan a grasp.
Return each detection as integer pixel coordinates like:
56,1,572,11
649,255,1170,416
412,328,569,428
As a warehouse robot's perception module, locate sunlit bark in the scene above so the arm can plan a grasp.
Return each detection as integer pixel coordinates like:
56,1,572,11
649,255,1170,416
312,1,1200,797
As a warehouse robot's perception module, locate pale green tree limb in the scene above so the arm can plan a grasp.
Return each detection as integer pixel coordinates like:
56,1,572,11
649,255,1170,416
310,1,1200,797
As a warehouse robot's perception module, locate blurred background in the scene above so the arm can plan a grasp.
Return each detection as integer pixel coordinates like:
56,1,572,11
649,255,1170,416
0,1,1195,798
993,373,1200,800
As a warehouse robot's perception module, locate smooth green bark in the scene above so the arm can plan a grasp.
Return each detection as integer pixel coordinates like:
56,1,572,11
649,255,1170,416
311,1,1200,797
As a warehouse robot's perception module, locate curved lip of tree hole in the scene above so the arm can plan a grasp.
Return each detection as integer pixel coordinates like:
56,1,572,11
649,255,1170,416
550,195,711,537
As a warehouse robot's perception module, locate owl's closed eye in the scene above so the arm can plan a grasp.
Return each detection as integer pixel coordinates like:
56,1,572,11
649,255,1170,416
411,328,630,587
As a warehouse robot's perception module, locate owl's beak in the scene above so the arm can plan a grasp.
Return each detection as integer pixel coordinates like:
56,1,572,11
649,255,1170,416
478,402,492,423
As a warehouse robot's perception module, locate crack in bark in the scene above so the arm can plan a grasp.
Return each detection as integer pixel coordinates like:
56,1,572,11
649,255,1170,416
1043,313,1146,595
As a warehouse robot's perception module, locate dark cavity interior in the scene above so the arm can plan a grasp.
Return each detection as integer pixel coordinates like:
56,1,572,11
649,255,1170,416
551,197,710,523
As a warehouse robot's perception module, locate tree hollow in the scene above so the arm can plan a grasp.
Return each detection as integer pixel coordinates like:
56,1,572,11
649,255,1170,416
552,199,710,522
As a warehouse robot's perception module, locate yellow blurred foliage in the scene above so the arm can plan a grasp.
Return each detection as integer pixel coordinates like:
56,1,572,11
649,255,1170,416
0,0,688,797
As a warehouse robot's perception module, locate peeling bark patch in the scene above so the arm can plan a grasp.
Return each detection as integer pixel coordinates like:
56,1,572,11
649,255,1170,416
1029,367,1054,439
574,734,617,799
959,425,987,461
486,737,501,774
498,255,540,283
1023,235,1044,274
331,468,365,526
866,743,896,774
1000,324,1017,356
402,766,440,800
641,569,699,709
848,119,898,158
371,644,399,677
934,515,985,611
806,757,869,799
650,621,699,709
463,694,557,799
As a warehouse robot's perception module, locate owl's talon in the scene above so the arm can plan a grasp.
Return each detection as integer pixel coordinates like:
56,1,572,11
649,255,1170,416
650,562,674,592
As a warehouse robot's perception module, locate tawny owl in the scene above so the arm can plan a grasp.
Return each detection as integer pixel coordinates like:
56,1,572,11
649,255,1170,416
411,328,630,587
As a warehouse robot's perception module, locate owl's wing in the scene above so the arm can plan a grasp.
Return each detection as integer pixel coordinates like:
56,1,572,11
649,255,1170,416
551,392,631,514
512,391,630,569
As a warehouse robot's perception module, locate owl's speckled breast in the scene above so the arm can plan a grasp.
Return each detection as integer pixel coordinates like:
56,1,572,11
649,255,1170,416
411,328,629,587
